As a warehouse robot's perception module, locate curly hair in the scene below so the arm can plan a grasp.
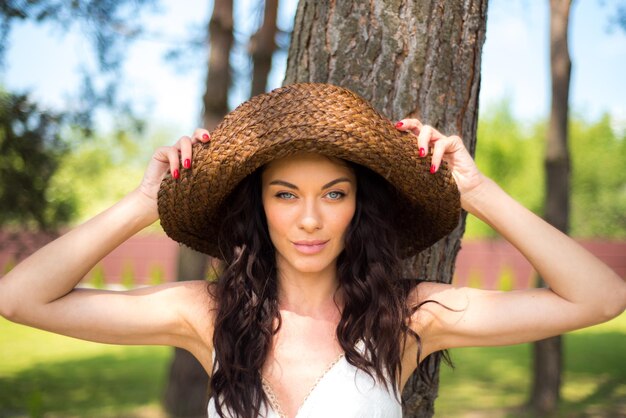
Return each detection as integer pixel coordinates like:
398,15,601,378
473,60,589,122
209,162,438,418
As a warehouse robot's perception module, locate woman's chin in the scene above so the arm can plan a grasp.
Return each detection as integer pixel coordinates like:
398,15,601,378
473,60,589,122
278,253,338,276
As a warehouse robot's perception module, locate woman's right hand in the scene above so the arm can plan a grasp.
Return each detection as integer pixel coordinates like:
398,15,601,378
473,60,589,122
137,128,212,208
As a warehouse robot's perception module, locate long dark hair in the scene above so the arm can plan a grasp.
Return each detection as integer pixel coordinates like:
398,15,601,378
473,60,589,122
209,161,437,418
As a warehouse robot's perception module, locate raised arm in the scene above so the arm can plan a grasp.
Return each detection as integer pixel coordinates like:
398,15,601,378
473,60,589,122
396,119,626,358
0,130,214,362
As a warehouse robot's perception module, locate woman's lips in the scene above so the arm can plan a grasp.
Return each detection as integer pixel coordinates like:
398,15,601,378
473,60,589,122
292,240,329,254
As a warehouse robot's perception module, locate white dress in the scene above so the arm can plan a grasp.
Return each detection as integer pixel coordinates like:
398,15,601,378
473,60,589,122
207,352,402,418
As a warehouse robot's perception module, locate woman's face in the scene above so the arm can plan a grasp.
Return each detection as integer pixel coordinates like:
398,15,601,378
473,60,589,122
261,153,357,278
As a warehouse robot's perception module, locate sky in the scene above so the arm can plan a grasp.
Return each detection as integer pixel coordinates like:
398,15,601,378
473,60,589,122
2,0,626,137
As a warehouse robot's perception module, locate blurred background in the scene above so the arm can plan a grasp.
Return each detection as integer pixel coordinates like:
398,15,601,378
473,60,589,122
0,0,625,417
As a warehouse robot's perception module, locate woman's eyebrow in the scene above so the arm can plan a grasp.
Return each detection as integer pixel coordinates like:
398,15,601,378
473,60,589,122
269,180,298,189
321,177,352,189
268,177,352,190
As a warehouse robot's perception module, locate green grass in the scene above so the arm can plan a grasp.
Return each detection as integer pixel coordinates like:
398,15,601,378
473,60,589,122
437,313,626,417
0,315,624,417
0,319,170,417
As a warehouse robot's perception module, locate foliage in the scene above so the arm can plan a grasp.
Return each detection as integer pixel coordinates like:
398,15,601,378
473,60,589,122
466,100,626,239
0,89,76,229
570,114,626,237
0,0,155,137
48,127,170,223
0,0,157,70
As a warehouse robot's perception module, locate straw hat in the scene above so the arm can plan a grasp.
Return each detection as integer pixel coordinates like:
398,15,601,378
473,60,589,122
158,83,460,258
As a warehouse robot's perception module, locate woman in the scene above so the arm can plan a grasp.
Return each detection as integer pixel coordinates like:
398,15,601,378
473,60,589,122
0,83,624,418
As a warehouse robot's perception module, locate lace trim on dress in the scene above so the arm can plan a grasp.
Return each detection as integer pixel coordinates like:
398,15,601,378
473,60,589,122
261,353,345,418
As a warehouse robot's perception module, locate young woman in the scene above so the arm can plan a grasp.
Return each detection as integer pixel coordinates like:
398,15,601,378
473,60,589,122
0,83,624,418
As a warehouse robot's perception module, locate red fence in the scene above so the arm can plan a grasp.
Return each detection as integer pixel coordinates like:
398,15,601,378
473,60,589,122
1,231,624,289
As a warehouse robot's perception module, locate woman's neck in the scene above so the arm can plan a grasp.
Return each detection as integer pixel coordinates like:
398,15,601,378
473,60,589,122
276,266,342,317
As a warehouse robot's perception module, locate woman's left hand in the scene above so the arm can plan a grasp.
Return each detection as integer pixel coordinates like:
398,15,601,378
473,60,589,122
395,119,485,203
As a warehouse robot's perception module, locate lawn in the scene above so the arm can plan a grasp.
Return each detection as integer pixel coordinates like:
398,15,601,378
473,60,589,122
437,313,626,417
0,314,624,417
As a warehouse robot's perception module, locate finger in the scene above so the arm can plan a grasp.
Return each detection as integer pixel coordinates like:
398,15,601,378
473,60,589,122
418,124,447,159
430,137,449,174
395,119,429,158
166,146,181,180
192,128,211,143
179,136,193,170
395,118,423,134
430,135,461,174
417,125,434,158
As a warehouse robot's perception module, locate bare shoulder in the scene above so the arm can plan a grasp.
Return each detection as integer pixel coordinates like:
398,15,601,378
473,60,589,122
164,280,217,340
400,281,468,384
154,280,217,372
408,282,469,316
406,282,471,355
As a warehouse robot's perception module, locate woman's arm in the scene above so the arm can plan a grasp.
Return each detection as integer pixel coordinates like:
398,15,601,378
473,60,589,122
0,130,214,357
396,119,626,358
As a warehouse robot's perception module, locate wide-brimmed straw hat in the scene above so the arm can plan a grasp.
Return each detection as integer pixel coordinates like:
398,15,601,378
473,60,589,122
158,83,460,258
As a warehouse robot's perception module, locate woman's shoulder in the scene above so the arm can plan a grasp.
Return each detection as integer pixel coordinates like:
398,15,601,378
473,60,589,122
406,280,455,306
172,279,217,328
164,279,216,372
405,281,468,338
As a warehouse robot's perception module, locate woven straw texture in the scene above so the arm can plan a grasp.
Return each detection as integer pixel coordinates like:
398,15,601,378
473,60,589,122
158,83,460,258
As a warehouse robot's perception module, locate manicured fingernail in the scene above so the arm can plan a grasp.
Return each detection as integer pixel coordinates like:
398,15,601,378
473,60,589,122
173,169,180,179
430,164,437,174
202,133,210,141
395,121,403,128
183,159,191,169
419,148,426,157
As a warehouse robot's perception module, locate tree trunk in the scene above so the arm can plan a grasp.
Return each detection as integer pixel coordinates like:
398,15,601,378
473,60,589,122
249,0,279,97
284,1,487,416
531,0,572,414
163,0,234,416
202,0,235,129
163,247,211,417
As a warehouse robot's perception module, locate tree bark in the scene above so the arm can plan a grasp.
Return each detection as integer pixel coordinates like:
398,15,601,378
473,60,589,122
249,0,279,97
163,0,234,416
531,0,572,414
284,1,487,416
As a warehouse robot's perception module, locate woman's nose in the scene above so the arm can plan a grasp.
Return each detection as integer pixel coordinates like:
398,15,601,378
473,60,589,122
298,201,322,232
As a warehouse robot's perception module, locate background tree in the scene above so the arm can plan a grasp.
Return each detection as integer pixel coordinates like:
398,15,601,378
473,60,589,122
0,0,154,256
531,0,573,414
249,0,279,97
0,90,74,232
284,1,487,416
0,0,156,131
162,1,233,415
163,0,281,415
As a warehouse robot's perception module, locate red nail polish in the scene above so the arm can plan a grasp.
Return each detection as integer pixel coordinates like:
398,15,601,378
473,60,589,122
395,121,403,128
430,164,437,174
419,148,426,157
202,133,210,141
184,159,191,169
173,169,180,179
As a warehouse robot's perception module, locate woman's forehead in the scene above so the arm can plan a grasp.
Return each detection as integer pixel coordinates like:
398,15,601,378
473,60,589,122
263,152,354,177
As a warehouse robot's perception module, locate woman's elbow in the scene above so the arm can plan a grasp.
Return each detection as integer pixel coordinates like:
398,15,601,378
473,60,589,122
0,282,22,322
596,278,626,323
0,296,19,322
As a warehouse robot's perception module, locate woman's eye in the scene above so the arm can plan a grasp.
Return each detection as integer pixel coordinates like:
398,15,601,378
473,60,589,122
326,191,345,200
276,192,296,200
